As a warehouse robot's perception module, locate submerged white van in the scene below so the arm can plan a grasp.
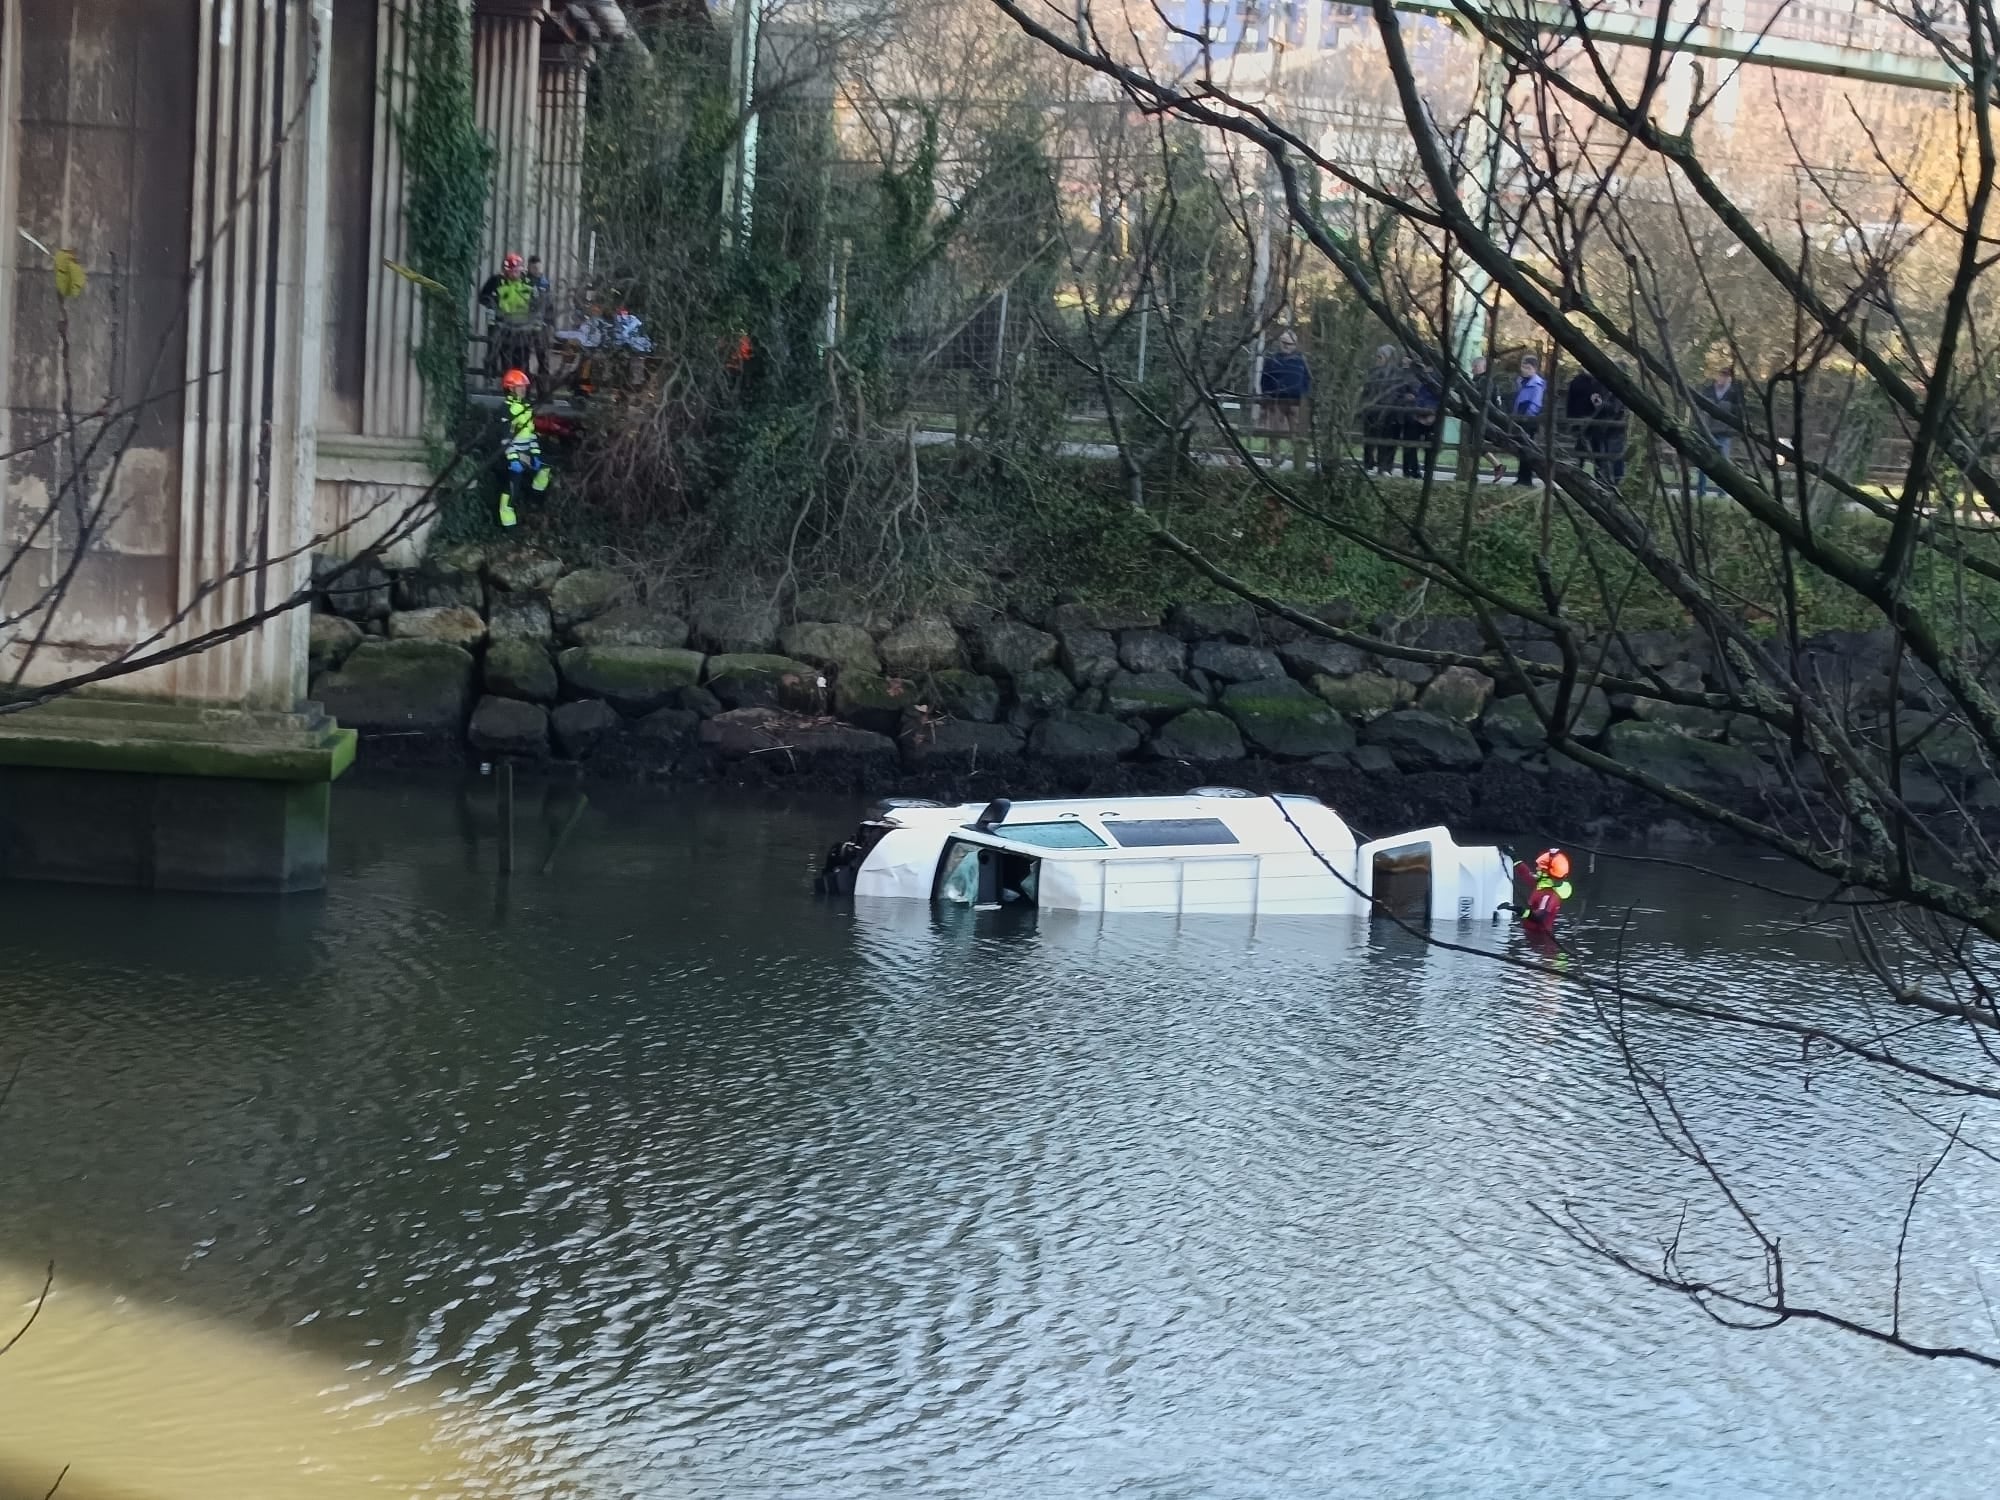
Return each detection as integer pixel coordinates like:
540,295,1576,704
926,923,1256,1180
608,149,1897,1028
816,789,1514,922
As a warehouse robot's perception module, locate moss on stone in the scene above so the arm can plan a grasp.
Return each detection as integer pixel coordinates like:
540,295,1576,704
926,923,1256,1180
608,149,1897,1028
559,646,705,713
704,653,822,711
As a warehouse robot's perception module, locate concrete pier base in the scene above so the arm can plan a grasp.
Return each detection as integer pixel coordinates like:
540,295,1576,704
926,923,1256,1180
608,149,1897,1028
0,701,354,893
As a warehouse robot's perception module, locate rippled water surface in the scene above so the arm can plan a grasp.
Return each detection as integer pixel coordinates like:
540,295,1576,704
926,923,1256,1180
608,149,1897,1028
4,775,2000,1498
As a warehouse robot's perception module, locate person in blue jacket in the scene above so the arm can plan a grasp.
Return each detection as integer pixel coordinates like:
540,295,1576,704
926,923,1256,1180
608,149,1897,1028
1512,354,1546,485
1259,328,1313,470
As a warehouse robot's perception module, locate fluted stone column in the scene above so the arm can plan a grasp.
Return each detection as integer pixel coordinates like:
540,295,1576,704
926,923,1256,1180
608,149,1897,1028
175,0,333,709
0,0,350,893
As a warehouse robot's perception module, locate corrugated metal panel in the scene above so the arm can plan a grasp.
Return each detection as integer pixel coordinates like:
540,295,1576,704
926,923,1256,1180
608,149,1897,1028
472,9,539,286
534,58,587,305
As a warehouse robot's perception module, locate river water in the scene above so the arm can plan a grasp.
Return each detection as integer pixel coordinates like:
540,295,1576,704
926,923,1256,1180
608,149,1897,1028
3,776,2000,1498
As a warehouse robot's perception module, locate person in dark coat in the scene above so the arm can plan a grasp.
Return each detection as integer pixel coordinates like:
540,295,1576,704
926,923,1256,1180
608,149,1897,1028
1565,368,1629,483
1402,365,1441,480
1696,365,1745,497
1360,344,1406,475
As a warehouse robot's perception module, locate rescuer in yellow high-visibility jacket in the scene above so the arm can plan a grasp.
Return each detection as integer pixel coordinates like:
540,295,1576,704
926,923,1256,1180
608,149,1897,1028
496,368,550,529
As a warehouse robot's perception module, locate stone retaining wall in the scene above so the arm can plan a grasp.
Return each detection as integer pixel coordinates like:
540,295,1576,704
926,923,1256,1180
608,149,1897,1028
306,546,1963,841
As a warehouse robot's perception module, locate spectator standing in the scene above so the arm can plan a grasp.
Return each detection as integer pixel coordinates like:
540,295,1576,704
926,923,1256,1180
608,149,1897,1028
1471,355,1511,481
1360,344,1406,475
1403,364,1441,480
1696,365,1745,498
1594,375,1629,484
1258,329,1313,472
1565,367,1627,483
1511,355,1546,485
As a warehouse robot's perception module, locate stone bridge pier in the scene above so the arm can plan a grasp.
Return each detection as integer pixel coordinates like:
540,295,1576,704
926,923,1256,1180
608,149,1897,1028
0,0,607,890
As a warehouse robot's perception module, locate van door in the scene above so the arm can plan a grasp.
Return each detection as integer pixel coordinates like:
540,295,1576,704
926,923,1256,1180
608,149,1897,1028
1356,826,1461,923
933,839,1040,907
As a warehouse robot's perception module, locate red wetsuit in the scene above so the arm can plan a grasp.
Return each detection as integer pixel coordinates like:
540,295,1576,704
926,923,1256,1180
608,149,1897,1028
1515,860,1565,933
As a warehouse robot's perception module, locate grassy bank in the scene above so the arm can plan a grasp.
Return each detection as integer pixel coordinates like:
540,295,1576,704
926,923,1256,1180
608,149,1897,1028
500,448,1997,640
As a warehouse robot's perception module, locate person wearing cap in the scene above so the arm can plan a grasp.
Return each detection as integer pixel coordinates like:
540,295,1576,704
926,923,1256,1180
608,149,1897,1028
495,367,550,529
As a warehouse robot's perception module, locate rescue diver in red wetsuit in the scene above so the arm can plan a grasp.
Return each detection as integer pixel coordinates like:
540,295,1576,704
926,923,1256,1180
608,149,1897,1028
1515,847,1573,935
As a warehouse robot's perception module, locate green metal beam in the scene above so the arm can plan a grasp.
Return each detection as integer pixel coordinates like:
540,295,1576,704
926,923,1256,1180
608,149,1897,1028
1391,0,1965,92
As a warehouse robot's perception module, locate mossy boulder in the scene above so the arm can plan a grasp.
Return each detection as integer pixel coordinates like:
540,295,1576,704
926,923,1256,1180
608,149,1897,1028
1892,712,1985,776
1045,602,1161,633
1309,672,1412,720
835,670,917,734
315,555,390,620
487,594,553,643
1151,709,1245,762
1104,670,1206,722
1481,684,1613,749
552,699,622,758
313,639,473,733
692,596,780,654
1633,700,1733,738
387,605,485,647
1057,627,1120,687
633,707,700,754
878,616,962,674
486,547,563,593
467,695,549,759
1118,628,1187,675
572,604,688,649
1417,666,1495,723
1168,601,1258,642
792,585,893,635
973,620,1059,679
700,707,898,764
779,621,881,675
1192,641,1285,682
1012,667,1077,719
548,567,627,629
923,669,1002,724
1279,637,1369,679
1027,711,1141,762
1604,720,1763,791
704,652,821,711
1221,677,1355,758
483,638,557,702
901,718,1026,768
1359,709,1483,771
558,646,705,714
308,613,362,676
395,548,484,611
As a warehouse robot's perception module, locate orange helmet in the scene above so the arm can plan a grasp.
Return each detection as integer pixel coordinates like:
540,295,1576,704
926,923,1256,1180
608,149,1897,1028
501,368,529,396
503,252,524,275
1535,848,1572,881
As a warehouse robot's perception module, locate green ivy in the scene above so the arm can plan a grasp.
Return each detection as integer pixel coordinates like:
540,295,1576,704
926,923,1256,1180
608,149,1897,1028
399,0,492,451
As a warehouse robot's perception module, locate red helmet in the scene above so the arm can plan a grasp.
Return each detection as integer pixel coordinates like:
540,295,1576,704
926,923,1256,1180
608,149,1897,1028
503,252,524,275
501,368,529,395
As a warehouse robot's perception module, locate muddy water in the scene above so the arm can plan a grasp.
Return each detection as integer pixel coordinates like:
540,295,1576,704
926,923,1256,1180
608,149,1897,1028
2,776,2000,1497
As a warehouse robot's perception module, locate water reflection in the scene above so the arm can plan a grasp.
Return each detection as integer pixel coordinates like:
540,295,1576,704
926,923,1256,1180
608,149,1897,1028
0,778,1998,1497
